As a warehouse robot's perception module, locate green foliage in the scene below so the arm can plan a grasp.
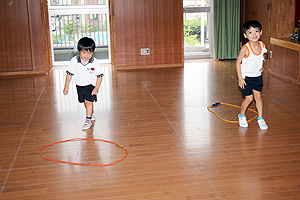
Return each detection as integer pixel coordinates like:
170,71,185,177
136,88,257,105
184,26,199,46
63,19,106,34
52,34,64,44
63,20,79,35
82,24,101,32
184,19,208,46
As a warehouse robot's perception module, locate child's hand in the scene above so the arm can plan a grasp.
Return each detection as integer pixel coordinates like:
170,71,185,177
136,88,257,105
63,88,69,95
238,79,246,89
91,88,99,96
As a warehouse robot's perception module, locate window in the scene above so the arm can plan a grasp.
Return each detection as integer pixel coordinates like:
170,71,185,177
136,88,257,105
183,0,213,59
48,0,110,65
50,0,106,6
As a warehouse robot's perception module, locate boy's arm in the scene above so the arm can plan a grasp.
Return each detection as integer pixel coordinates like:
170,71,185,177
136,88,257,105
92,77,103,96
261,44,267,73
236,46,247,89
63,74,72,95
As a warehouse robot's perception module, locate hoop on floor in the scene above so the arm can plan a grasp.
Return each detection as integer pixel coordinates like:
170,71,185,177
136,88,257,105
39,138,128,166
207,102,258,123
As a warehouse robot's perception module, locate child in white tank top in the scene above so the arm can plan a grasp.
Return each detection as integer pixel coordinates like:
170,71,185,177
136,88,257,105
236,20,268,130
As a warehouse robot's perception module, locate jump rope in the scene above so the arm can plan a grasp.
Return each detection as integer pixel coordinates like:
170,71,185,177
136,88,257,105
207,102,258,123
39,138,128,166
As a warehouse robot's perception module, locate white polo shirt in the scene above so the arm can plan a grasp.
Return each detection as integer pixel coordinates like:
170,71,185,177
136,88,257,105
66,56,104,86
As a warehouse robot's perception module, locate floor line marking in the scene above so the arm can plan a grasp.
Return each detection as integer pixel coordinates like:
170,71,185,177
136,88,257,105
0,87,45,197
143,83,185,145
199,167,223,200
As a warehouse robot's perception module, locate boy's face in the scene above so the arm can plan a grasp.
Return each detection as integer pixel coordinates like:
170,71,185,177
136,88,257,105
243,26,262,42
79,49,93,63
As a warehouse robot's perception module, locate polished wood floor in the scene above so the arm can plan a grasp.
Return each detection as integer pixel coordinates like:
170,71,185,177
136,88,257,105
1,59,300,200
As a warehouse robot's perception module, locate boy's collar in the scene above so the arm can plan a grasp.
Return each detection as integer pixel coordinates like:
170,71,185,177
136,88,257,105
76,55,94,64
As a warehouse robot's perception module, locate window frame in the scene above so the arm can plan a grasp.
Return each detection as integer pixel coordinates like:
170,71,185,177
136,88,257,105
48,0,111,66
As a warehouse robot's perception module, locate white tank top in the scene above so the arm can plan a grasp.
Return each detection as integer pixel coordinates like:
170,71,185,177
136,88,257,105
240,41,267,79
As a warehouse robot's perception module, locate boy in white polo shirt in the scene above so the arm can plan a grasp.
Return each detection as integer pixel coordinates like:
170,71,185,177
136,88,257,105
236,20,268,130
63,37,104,130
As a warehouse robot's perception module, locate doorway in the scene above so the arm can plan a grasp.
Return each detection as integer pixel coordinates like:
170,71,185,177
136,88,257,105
183,0,213,59
48,0,111,66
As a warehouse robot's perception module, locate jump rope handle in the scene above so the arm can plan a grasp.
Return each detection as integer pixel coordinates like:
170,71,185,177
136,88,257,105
211,102,221,107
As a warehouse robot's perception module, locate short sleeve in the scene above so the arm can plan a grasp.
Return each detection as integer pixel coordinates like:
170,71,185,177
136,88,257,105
94,58,104,78
66,57,77,76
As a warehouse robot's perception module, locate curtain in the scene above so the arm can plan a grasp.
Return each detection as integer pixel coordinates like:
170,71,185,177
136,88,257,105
213,0,240,60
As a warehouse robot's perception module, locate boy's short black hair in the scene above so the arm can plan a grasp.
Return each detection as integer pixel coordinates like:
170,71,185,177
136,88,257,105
77,37,96,52
242,20,262,34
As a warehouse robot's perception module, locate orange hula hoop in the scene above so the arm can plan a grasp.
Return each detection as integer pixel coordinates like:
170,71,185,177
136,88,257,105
39,138,128,166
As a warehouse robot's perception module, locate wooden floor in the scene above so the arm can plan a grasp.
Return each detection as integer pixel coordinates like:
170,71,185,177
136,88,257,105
1,59,300,200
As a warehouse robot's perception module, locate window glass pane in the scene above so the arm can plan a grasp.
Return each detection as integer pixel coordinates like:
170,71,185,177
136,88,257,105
184,12,209,57
183,0,208,7
51,0,106,6
51,13,109,62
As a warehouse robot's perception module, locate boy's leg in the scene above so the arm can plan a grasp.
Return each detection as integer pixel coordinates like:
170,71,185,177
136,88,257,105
82,100,93,129
77,85,96,129
238,95,253,127
84,100,93,118
240,95,253,115
253,90,263,118
253,90,268,130
83,84,96,118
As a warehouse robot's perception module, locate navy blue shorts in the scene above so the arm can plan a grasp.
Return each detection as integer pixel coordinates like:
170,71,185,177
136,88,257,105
76,84,97,103
241,75,263,96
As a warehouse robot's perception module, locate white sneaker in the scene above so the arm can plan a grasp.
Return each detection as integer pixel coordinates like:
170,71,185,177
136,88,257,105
258,119,268,130
82,118,92,130
238,115,248,128
92,113,96,121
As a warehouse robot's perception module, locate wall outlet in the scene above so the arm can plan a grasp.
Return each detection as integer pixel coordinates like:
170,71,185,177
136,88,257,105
141,48,150,55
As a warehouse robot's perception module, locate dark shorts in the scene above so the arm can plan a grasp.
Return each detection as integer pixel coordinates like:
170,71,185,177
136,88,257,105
241,75,263,96
76,84,97,103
